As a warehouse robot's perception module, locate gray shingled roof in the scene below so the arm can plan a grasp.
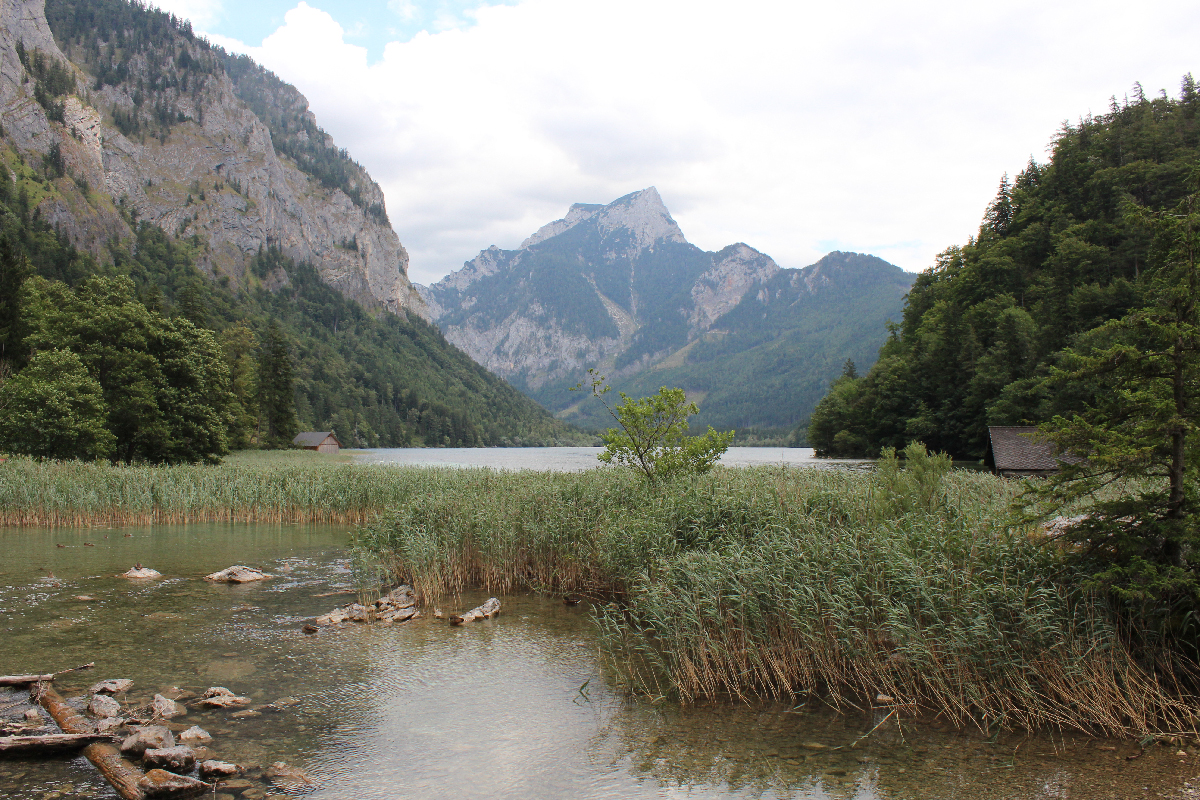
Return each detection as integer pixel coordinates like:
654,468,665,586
988,426,1075,472
293,431,337,447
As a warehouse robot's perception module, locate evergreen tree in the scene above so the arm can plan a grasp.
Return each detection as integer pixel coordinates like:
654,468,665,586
258,318,297,446
0,235,32,365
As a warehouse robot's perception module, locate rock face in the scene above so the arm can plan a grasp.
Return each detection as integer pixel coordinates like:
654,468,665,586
420,188,915,431
0,0,426,318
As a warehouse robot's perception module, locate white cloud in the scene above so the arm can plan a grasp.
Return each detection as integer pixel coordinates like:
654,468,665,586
150,0,224,30
213,0,1200,285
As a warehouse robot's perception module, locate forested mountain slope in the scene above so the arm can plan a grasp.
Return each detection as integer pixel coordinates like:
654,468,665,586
422,189,913,433
0,0,578,454
808,78,1200,459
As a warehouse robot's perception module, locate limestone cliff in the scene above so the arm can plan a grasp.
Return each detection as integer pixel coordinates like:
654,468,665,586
0,0,426,317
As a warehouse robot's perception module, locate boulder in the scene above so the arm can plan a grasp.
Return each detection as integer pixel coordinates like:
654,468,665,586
137,768,209,798
153,694,186,719
178,725,212,744
90,678,134,695
96,716,126,734
199,760,241,779
144,745,197,773
204,566,271,583
121,565,161,579
120,725,175,757
88,694,122,718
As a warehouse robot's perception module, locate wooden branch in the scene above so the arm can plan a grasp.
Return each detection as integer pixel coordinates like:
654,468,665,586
0,662,94,686
34,685,146,800
0,733,115,757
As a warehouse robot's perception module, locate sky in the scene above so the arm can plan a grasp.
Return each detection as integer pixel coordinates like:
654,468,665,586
152,0,1200,286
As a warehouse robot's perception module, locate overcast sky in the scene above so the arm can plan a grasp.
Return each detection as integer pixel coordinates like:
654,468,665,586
153,0,1200,286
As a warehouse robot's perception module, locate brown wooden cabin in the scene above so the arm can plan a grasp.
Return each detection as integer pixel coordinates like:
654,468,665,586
986,426,1078,477
293,431,342,454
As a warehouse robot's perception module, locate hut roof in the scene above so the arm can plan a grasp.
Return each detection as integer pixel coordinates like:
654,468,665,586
987,426,1076,472
293,431,338,447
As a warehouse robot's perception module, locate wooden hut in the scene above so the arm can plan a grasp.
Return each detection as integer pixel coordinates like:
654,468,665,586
987,426,1078,477
293,431,342,454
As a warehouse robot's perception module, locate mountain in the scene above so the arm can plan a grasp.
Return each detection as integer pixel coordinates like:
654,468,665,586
806,78,1200,459
0,0,580,449
420,188,915,433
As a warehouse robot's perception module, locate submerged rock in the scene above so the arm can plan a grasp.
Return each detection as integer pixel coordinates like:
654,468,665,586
137,768,209,798
90,678,134,695
204,566,271,583
120,725,175,757
144,745,197,773
122,565,162,579
88,694,122,718
178,725,212,744
265,761,315,789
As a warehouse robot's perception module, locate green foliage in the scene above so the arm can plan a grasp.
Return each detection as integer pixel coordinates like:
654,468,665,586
0,235,33,364
0,348,113,460
872,441,954,517
258,318,298,447
1031,184,1200,606
579,370,733,485
810,79,1200,459
16,42,74,124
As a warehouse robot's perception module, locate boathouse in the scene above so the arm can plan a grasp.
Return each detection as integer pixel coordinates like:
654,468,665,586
986,426,1077,477
293,431,342,454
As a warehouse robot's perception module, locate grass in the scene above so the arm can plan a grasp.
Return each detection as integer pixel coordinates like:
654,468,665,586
354,450,1200,738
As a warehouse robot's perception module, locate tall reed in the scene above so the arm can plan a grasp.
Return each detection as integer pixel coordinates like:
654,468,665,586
356,459,1200,737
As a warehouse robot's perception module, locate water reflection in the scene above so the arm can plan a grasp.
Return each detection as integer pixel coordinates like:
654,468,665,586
0,525,1193,799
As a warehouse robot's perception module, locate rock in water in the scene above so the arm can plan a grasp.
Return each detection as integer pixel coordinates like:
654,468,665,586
88,694,122,718
204,566,271,583
120,725,175,757
143,745,197,773
199,760,241,779
122,565,162,579
96,716,126,734
265,761,315,789
178,725,212,744
90,678,134,695
196,687,251,709
449,597,501,625
153,694,185,719
137,768,209,798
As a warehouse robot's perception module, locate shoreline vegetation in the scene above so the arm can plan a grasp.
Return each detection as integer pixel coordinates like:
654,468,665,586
2,451,1197,737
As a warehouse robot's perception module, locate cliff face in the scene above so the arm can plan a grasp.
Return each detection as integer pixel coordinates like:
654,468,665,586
421,188,914,430
0,0,426,317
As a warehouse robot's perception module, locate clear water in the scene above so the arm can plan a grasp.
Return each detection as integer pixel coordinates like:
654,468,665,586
353,446,872,472
1,524,1196,799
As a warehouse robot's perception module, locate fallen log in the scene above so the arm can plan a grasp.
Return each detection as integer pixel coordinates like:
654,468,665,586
449,597,501,625
34,684,147,800
0,733,115,757
0,663,94,686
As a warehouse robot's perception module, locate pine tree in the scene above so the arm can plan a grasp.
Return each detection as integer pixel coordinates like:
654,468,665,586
258,319,297,447
0,235,32,365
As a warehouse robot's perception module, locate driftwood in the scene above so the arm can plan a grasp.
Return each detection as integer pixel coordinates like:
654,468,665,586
34,685,147,800
449,597,501,625
0,663,94,686
0,733,115,757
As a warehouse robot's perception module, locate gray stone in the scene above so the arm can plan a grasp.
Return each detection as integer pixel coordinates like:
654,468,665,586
120,725,175,757
137,768,208,798
88,694,122,718
143,745,197,773
22,708,40,721
96,716,127,734
204,566,271,583
121,566,162,579
153,694,185,719
199,760,241,779
178,725,212,744
90,679,134,695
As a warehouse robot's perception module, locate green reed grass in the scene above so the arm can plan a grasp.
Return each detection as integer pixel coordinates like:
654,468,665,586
356,460,1200,737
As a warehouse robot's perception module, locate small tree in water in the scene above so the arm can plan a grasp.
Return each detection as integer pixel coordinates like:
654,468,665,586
577,369,733,486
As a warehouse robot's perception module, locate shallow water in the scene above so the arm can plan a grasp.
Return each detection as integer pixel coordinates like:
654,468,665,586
0,524,1196,799
353,446,871,472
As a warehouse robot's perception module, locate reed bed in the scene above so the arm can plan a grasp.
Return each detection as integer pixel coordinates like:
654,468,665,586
356,461,1200,737
0,455,470,526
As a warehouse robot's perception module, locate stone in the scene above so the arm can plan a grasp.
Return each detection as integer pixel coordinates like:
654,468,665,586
153,694,186,719
120,725,175,757
800,742,829,751
218,778,255,791
231,710,261,719
22,708,40,721
136,768,208,798
96,716,127,734
90,679,134,695
204,566,271,584
301,624,318,634
264,761,314,789
121,565,162,579
178,725,213,744
203,687,236,698
143,745,197,773
199,760,241,779
196,691,252,709
88,694,122,718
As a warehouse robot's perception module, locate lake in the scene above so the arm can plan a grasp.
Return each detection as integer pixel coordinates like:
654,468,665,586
1,523,1195,799
352,446,871,472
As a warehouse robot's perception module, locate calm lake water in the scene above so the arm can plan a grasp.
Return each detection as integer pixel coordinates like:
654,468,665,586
1,524,1196,799
353,446,871,472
